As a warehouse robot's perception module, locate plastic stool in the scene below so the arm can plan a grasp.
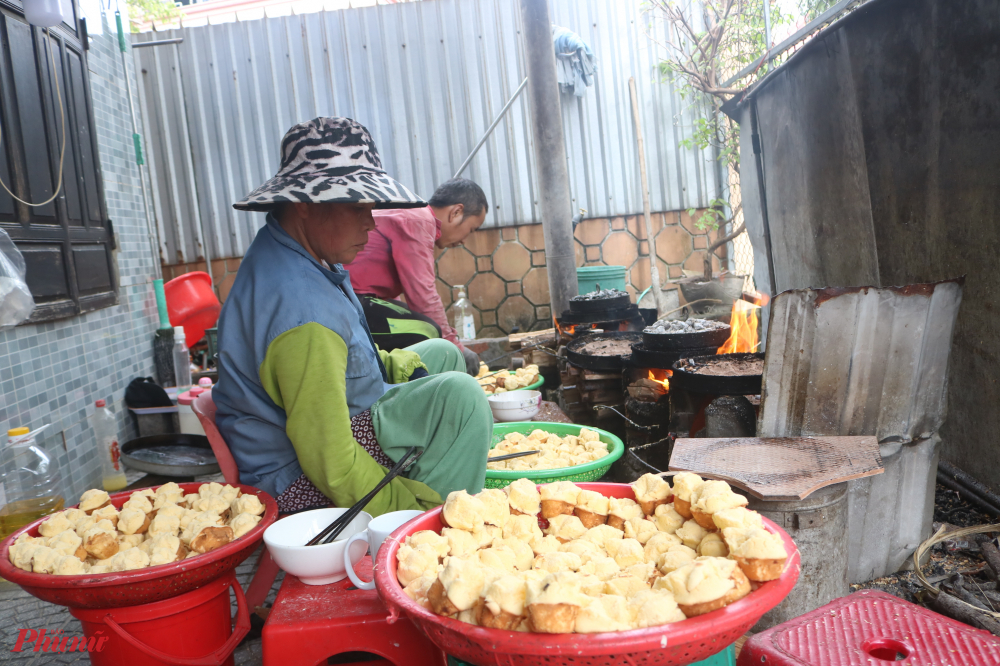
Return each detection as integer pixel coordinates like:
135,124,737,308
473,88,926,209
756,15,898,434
738,589,1000,665
262,556,447,666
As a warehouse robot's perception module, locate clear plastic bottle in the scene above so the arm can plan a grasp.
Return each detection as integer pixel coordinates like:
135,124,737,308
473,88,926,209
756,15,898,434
0,427,65,539
92,400,127,492
450,286,476,340
173,325,192,390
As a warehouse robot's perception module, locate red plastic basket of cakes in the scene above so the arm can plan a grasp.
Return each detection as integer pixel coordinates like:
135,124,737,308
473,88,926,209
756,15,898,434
0,482,277,609
375,482,800,666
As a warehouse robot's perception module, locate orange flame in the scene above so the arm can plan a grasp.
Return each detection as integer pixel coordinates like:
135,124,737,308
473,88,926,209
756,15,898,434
647,368,672,392
717,293,767,354
554,318,574,337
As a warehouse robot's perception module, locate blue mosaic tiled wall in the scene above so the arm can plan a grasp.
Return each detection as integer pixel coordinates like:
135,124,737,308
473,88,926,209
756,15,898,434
0,15,160,502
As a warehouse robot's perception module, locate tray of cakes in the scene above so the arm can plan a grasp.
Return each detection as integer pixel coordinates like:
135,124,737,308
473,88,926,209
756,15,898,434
0,482,277,609
374,474,799,666
485,424,625,489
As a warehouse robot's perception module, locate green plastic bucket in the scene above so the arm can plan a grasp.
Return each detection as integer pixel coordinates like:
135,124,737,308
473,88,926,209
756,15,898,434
577,265,627,294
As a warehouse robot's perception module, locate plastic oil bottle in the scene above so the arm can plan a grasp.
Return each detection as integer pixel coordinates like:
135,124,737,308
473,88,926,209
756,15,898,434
92,400,127,492
0,427,65,539
173,325,192,390
449,286,476,340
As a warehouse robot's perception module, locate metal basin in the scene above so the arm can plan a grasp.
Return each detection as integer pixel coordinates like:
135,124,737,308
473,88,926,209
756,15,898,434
121,434,220,477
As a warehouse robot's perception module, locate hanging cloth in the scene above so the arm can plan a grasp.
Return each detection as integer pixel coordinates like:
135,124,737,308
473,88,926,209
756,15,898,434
552,26,597,97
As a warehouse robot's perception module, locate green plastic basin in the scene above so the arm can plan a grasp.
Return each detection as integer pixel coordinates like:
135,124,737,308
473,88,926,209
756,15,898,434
484,422,624,489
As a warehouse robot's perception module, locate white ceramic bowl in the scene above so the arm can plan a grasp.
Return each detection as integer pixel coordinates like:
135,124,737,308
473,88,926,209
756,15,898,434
488,389,541,422
263,508,372,585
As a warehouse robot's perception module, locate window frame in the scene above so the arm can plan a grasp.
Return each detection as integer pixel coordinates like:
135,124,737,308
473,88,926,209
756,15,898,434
0,0,119,324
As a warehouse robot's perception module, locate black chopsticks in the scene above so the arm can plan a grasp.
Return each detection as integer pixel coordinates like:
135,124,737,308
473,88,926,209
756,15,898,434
487,449,541,462
306,447,422,546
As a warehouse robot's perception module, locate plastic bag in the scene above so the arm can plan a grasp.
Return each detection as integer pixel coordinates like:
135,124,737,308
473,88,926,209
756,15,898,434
0,228,34,329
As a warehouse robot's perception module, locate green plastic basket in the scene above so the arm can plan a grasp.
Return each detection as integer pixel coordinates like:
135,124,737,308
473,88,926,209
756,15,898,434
484,422,624,489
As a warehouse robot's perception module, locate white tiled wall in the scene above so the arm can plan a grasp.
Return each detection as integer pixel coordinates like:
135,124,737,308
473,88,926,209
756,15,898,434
0,15,160,502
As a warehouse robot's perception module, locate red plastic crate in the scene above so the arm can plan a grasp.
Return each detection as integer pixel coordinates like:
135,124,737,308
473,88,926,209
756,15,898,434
738,589,1000,665
263,556,446,666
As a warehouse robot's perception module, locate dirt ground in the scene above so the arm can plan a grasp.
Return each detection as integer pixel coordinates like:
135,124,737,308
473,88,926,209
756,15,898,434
851,484,999,604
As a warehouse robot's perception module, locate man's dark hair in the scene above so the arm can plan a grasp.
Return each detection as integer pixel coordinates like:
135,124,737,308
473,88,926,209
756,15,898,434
428,178,489,218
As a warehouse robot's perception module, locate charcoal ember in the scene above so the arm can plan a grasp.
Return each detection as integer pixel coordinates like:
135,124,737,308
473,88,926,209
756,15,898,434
571,288,628,301
643,318,727,335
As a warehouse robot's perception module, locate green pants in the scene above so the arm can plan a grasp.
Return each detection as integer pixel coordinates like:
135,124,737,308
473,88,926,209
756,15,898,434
371,339,491,499
405,338,465,374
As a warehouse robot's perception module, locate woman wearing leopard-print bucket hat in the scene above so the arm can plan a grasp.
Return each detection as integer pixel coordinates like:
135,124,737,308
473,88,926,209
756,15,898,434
213,117,492,514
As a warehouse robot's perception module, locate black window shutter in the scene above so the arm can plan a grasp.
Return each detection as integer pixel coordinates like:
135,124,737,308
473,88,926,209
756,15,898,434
0,8,117,323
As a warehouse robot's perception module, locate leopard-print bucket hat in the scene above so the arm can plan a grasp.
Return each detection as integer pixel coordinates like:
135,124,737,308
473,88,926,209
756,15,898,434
233,117,425,212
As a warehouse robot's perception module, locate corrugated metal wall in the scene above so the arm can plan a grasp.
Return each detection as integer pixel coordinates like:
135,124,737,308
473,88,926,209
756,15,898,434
134,0,723,263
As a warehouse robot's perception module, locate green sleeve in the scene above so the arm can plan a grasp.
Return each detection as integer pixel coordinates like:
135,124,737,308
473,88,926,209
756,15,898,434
377,346,428,384
259,322,441,514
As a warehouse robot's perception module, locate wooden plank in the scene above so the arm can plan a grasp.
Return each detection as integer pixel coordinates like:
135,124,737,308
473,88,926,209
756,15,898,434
509,327,555,346
669,436,884,500
530,350,557,366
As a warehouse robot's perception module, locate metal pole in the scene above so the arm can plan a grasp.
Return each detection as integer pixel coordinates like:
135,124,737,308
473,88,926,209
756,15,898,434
518,0,577,318
116,12,163,281
132,38,184,49
628,77,670,317
453,78,528,180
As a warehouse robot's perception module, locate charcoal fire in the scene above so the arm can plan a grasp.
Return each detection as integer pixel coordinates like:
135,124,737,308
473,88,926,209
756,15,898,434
627,368,672,403
717,291,769,354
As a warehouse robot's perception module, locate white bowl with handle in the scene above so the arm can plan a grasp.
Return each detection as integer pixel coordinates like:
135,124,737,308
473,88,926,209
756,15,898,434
263,508,372,585
488,389,542,422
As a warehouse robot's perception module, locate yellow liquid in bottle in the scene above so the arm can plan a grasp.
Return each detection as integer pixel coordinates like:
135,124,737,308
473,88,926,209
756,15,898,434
0,496,66,539
103,474,128,492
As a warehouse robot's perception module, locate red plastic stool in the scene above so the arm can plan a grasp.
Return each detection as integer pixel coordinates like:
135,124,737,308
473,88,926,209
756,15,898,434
738,589,1000,665
262,556,447,666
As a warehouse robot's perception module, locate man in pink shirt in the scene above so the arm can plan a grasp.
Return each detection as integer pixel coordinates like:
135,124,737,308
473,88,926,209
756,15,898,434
347,178,488,373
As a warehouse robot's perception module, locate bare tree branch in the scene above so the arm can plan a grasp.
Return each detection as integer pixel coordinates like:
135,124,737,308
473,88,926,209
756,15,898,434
703,207,745,280
645,0,764,283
